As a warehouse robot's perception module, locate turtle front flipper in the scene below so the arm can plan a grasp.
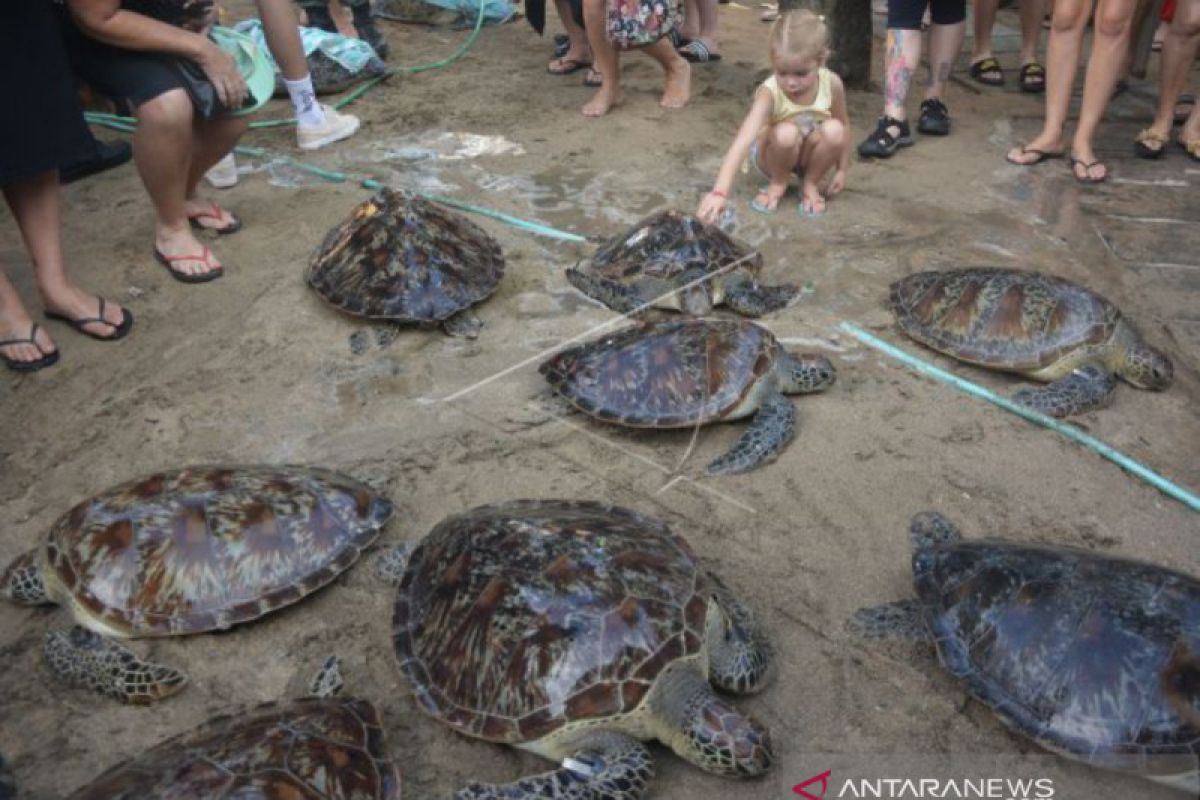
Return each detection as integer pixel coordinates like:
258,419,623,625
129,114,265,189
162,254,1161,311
848,599,930,641
1,551,50,605
1011,365,1119,417
566,268,650,314
722,276,800,318
706,389,795,475
442,310,483,338
455,732,654,800
44,626,186,705
705,573,774,694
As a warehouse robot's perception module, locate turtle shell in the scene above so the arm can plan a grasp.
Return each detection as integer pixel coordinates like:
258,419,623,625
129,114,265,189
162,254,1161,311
583,210,763,284
392,500,710,743
539,318,778,427
43,465,392,637
916,538,1200,780
69,696,401,799
889,268,1121,371
306,188,504,323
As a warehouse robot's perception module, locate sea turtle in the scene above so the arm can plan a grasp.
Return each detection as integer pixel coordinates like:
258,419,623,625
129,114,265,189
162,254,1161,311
889,267,1173,417
539,318,835,475
307,188,505,338
566,210,799,317
0,465,392,704
380,500,776,799
852,511,1200,793
273,49,389,96
69,694,401,798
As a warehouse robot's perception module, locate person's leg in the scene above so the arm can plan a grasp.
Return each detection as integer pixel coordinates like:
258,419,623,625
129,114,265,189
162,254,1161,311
680,0,720,57
0,269,54,366
642,35,691,108
754,124,803,211
185,115,251,223
345,0,389,59
1019,0,1045,66
297,0,338,32
1070,0,1139,178
255,0,308,80
2,171,127,342
583,0,622,115
970,0,1003,80
1144,0,1200,141
923,0,966,104
798,119,846,214
883,28,923,120
550,0,593,69
680,0,700,40
1006,0,1092,162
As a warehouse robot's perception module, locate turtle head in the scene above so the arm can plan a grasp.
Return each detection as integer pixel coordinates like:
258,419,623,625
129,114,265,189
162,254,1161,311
1119,340,1173,391
779,352,836,395
1,551,49,606
909,511,962,583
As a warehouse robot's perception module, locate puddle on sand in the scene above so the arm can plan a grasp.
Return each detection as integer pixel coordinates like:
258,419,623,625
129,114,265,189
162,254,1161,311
338,131,526,165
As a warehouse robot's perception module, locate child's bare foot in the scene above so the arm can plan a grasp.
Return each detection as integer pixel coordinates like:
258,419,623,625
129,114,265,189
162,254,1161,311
661,58,691,109
800,182,827,215
583,86,622,117
750,184,787,213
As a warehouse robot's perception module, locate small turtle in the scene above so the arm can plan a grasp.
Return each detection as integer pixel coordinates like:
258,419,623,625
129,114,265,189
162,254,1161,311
307,188,505,338
852,512,1200,793
566,210,799,317
380,500,775,799
69,694,401,798
0,465,392,704
273,49,389,97
889,267,1173,416
540,318,835,475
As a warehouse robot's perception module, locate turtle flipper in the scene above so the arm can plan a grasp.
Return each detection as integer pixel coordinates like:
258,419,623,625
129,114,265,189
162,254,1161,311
705,573,774,694
706,389,795,475
566,268,649,313
848,599,930,641
1011,365,1118,417
373,542,415,585
309,655,345,698
44,626,186,705
455,732,654,800
723,278,800,317
442,310,482,338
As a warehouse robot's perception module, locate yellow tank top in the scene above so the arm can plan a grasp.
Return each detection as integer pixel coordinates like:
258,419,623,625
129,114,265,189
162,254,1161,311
762,68,833,125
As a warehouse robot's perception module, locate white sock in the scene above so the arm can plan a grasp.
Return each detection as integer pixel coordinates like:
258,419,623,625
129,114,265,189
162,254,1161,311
285,75,327,127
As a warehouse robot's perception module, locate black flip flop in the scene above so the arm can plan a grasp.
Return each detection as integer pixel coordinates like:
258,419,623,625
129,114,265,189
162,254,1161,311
1006,145,1064,165
678,40,722,62
0,323,59,372
968,57,1004,86
45,297,134,341
1069,155,1107,184
1018,62,1046,93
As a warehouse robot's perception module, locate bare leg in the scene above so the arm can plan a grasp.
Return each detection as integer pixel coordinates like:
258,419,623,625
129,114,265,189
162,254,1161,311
550,0,593,68
754,123,802,211
255,0,308,80
134,89,221,278
583,0,623,115
680,0,700,40
1145,0,1200,140
2,171,126,347
924,21,966,102
643,35,691,108
1007,0,1091,162
1070,0,1138,179
1019,0,1045,66
685,0,721,55
798,119,846,214
184,114,249,223
971,0,1001,67
883,29,922,120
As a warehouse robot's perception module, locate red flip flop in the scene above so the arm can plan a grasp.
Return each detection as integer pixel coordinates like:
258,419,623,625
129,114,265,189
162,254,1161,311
153,246,225,283
186,202,242,235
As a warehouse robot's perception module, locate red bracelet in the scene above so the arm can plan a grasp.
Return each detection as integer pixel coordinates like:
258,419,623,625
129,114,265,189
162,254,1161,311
709,190,727,198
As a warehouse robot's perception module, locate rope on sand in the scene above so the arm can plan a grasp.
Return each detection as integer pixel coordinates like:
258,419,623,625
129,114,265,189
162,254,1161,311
838,321,1200,513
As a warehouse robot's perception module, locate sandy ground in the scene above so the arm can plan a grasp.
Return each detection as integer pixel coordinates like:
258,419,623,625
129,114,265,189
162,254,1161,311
1,5,1198,798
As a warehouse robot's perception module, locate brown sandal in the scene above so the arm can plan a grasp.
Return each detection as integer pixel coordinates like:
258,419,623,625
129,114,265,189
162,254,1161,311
1134,128,1169,159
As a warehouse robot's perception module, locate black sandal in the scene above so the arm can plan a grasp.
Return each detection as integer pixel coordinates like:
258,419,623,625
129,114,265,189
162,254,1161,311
45,297,134,341
858,116,913,158
0,323,59,372
968,57,1004,86
1018,62,1046,93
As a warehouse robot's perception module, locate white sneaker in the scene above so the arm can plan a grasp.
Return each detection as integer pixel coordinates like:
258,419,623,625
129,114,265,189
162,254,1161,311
204,153,238,189
297,105,362,151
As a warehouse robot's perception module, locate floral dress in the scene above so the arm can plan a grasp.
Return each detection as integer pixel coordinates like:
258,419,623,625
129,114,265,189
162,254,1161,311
607,0,680,48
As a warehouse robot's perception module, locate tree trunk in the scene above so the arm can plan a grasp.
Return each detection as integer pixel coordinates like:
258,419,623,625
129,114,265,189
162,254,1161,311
776,0,873,89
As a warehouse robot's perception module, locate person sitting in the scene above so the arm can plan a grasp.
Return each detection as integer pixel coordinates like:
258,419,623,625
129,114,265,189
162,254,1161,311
59,0,253,282
696,10,850,219
581,0,691,116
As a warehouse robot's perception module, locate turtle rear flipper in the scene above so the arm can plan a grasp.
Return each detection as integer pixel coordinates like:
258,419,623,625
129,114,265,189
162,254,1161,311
566,268,652,313
706,389,795,475
45,626,186,705
848,599,930,641
723,278,799,317
455,732,654,800
1011,365,1118,417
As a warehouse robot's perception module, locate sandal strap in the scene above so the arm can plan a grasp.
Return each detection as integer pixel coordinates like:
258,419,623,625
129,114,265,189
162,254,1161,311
0,323,50,353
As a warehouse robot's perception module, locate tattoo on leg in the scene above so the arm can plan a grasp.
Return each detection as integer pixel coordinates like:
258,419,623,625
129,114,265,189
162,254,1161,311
886,58,913,109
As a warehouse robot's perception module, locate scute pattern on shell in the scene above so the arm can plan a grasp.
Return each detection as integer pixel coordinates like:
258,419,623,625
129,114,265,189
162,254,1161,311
47,466,390,636
539,319,777,427
889,268,1119,371
917,539,1200,776
306,188,504,322
69,696,401,799
585,210,763,282
392,500,710,743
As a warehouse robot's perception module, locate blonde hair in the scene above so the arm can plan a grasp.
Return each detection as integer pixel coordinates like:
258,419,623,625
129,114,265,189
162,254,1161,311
769,9,830,63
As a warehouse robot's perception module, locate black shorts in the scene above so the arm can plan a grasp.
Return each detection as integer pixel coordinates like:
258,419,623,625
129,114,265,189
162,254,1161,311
887,0,965,29
55,6,188,109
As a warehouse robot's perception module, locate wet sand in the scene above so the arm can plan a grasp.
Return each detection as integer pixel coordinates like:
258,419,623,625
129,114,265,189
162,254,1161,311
0,6,1197,798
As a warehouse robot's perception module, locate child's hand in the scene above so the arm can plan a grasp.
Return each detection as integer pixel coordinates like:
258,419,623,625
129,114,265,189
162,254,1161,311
697,191,727,225
827,169,847,196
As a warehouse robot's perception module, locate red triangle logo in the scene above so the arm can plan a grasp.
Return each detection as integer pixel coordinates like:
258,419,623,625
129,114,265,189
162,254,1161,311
793,770,832,800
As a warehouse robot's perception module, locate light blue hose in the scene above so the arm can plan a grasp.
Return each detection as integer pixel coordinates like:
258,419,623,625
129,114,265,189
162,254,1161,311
839,321,1199,512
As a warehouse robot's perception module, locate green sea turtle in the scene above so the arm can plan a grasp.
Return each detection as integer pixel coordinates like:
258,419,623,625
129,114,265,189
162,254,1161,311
540,318,835,475
381,499,776,799
566,210,799,317
273,49,389,96
0,465,392,704
307,188,505,338
889,268,1174,417
853,512,1200,793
